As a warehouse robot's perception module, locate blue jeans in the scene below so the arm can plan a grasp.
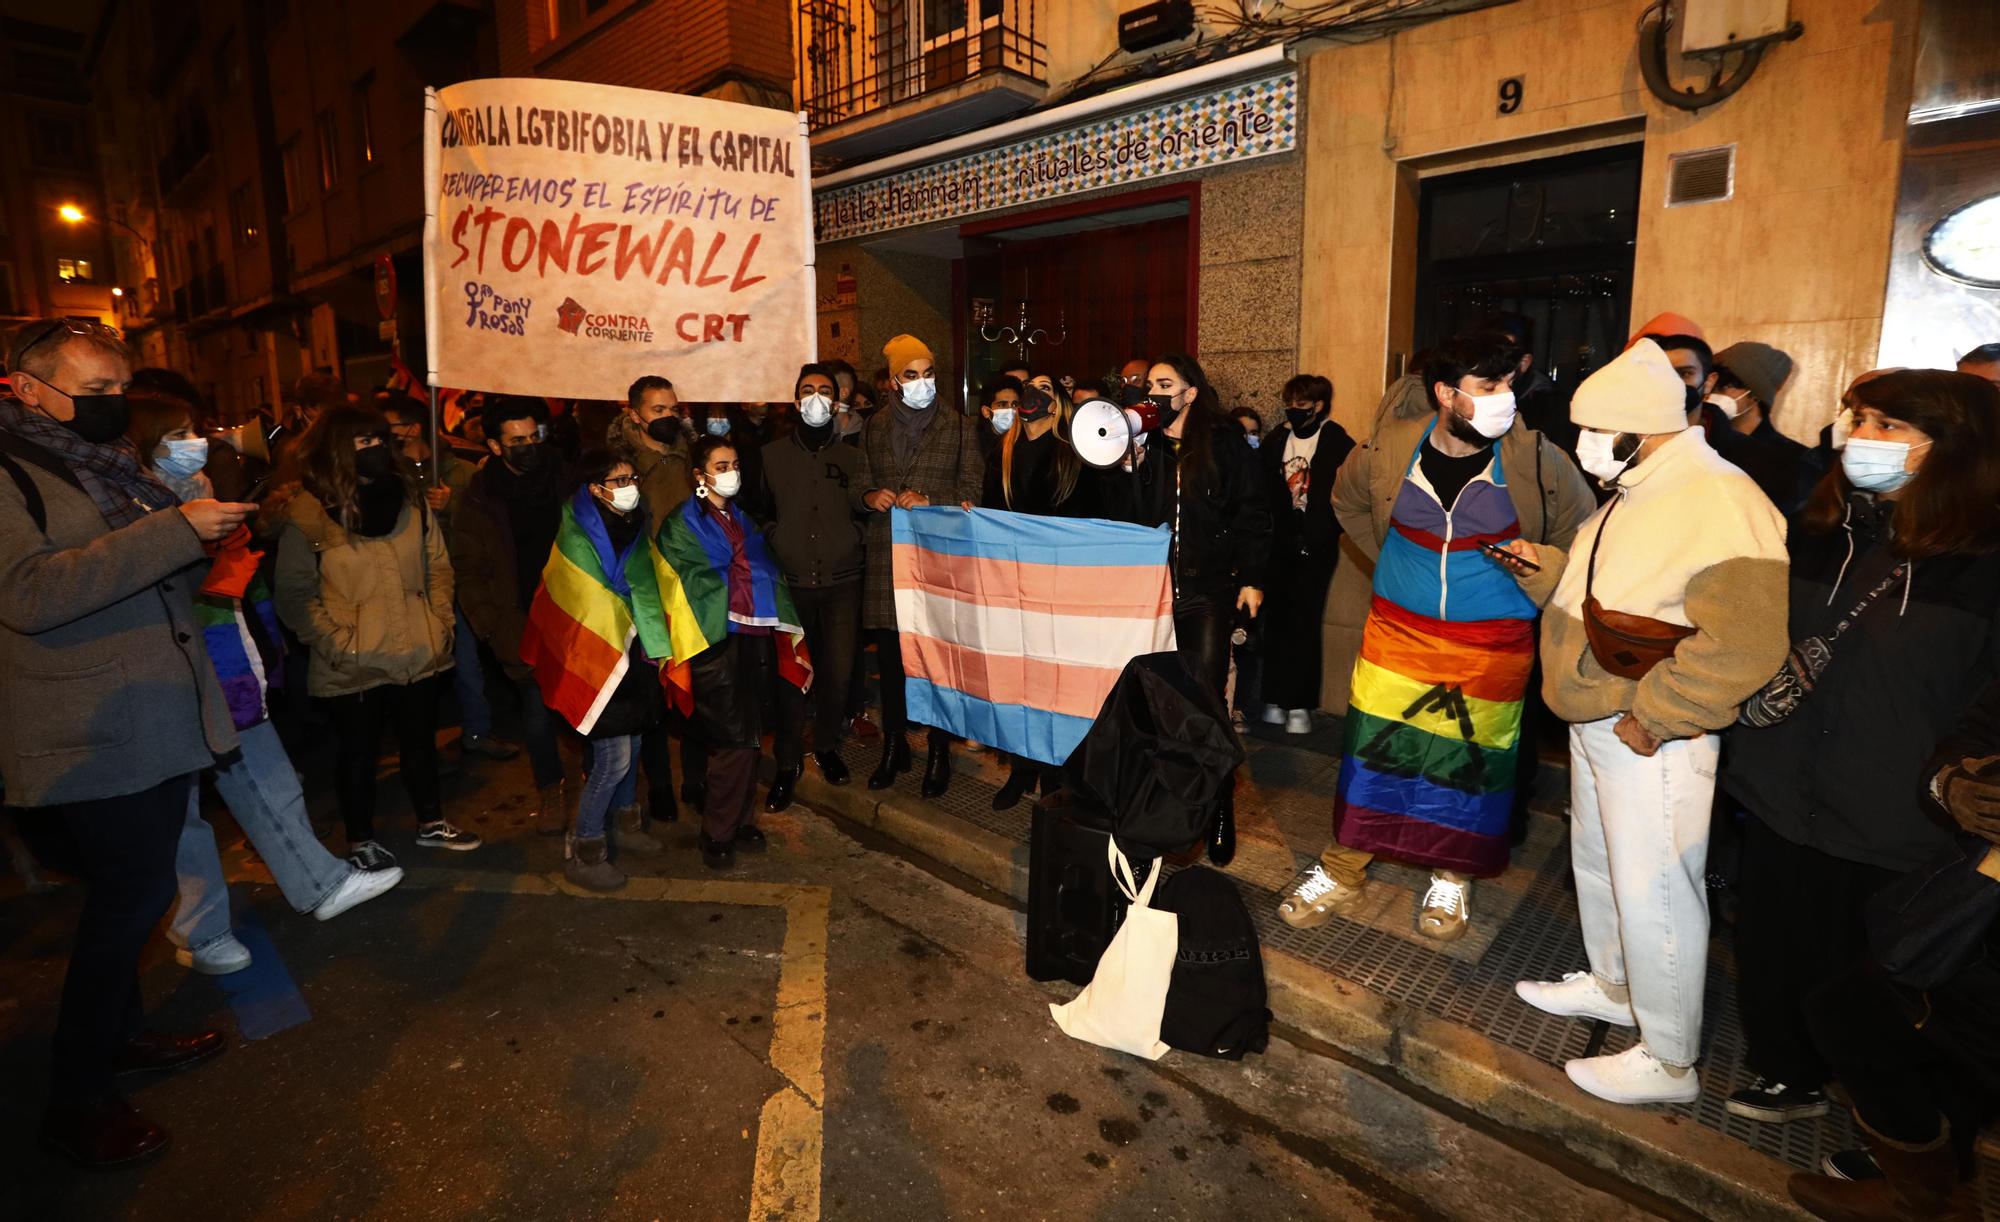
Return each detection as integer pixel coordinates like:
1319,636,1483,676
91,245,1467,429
513,676,567,789
452,604,492,739
577,735,641,840
172,720,354,950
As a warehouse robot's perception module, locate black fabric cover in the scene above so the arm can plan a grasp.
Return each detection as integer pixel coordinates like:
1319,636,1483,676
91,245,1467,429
1154,866,1269,1060
1061,651,1243,860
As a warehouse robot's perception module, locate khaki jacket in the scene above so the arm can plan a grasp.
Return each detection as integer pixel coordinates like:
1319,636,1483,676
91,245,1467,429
273,489,455,697
1330,406,1596,607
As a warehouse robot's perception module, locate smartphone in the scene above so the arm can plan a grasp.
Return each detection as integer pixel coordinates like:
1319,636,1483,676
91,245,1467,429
1479,539,1540,572
241,474,272,504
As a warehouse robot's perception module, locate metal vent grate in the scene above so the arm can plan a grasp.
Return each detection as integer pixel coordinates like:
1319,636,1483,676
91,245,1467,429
1667,145,1736,206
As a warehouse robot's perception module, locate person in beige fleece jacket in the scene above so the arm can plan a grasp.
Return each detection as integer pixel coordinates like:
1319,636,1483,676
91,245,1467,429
1497,338,1790,1107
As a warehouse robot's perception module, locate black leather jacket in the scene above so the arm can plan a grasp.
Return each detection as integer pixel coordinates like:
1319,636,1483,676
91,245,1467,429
1110,424,1273,596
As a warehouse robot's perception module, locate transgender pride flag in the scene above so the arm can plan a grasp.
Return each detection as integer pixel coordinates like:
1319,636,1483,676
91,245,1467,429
892,507,1177,766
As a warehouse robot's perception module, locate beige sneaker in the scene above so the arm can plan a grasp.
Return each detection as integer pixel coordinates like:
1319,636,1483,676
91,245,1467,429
1416,874,1470,942
1278,865,1366,929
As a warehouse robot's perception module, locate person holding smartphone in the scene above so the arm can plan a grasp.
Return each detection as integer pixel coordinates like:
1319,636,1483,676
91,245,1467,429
1283,332,1594,944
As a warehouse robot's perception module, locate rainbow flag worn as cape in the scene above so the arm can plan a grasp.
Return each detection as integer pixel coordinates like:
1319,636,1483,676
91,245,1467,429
654,495,811,713
520,489,675,734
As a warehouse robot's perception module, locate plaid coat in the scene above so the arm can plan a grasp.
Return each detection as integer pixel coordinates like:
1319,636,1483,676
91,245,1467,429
853,408,985,631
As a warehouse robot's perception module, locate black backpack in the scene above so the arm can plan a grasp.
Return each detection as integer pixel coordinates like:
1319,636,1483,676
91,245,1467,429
1153,866,1269,1060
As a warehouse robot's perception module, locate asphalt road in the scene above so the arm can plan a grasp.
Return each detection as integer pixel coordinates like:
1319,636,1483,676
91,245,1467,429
0,751,1657,1222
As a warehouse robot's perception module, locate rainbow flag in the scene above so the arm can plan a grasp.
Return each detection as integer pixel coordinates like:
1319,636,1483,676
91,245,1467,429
892,507,1176,766
519,490,675,734
654,496,811,712
1332,595,1534,875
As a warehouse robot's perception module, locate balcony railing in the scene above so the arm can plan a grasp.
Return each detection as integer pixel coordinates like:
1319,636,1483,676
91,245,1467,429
799,0,1047,131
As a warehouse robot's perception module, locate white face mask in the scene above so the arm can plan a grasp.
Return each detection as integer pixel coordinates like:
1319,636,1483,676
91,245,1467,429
901,376,937,409
1575,429,1633,485
156,437,210,478
709,469,743,500
606,485,641,513
990,407,1015,434
1706,392,1746,421
799,392,833,428
1841,437,1930,493
1456,387,1518,439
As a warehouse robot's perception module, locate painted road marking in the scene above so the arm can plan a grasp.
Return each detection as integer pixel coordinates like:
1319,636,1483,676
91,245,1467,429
216,909,312,1040
399,868,829,1222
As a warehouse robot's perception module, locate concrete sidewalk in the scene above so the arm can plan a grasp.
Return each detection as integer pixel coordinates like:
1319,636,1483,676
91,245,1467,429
793,717,1865,1222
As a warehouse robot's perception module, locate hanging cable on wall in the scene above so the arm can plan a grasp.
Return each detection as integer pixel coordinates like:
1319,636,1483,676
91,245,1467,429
1636,0,1803,113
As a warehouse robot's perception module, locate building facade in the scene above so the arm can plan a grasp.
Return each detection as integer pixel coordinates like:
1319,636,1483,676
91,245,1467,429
82,0,793,421
802,0,1994,447
0,18,118,339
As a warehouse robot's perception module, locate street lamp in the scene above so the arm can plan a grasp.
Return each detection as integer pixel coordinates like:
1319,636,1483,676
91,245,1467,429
56,203,151,254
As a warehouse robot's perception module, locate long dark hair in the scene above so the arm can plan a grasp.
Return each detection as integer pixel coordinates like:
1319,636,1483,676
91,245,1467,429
1000,386,1081,509
1152,353,1223,479
297,404,417,527
1802,369,2000,558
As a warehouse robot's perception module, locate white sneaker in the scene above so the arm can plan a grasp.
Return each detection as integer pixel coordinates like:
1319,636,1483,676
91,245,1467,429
175,933,252,975
1515,970,1638,1026
1565,1043,1700,1106
1260,703,1286,725
1416,874,1471,942
1284,709,1313,734
314,865,405,921
1277,864,1366,929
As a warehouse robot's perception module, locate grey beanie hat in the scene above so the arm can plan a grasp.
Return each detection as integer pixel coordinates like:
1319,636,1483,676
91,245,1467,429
1715,341,1793,408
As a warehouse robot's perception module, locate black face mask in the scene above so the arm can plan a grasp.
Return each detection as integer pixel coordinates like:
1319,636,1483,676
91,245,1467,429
1285,406,1318,433
1018,387,1053,420
645,417,683,445
49,390,130,444
1147,392,1183,430
354,445,397,482
505,442,550,474
353,475,405,537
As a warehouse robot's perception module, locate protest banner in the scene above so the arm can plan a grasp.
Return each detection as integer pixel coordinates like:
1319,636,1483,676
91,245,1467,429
423,78,813,403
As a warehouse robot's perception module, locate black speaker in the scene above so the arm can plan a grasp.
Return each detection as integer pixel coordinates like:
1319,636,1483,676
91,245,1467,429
1118,0,1196,53
1025,790,1148,986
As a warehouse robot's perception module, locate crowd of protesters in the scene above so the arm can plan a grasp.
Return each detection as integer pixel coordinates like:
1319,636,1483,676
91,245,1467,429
4,312,2000,1221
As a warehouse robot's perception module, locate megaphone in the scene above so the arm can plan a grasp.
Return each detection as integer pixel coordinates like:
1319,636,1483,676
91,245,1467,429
1070,388,1160,468
213,420,271,465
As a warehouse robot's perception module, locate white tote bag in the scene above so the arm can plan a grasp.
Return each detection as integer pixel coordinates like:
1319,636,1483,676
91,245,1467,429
1049,839,1178,1061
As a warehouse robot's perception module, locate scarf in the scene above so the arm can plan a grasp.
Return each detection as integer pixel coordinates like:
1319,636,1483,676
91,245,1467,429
889,398,939,471
0,398,178,530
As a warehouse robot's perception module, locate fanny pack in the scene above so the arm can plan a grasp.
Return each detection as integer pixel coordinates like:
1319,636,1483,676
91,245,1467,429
1582,498,1696,680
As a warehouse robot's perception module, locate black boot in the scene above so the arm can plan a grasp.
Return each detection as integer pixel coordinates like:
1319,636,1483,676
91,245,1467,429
815,749,850,786
868,734,911,790
920,735,953,799
765,765,801,813
1207,788,1236,867
648,787,679,824
993,766,1035,811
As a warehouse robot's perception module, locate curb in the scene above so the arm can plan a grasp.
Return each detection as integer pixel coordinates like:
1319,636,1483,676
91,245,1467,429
795,769,1808,1221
